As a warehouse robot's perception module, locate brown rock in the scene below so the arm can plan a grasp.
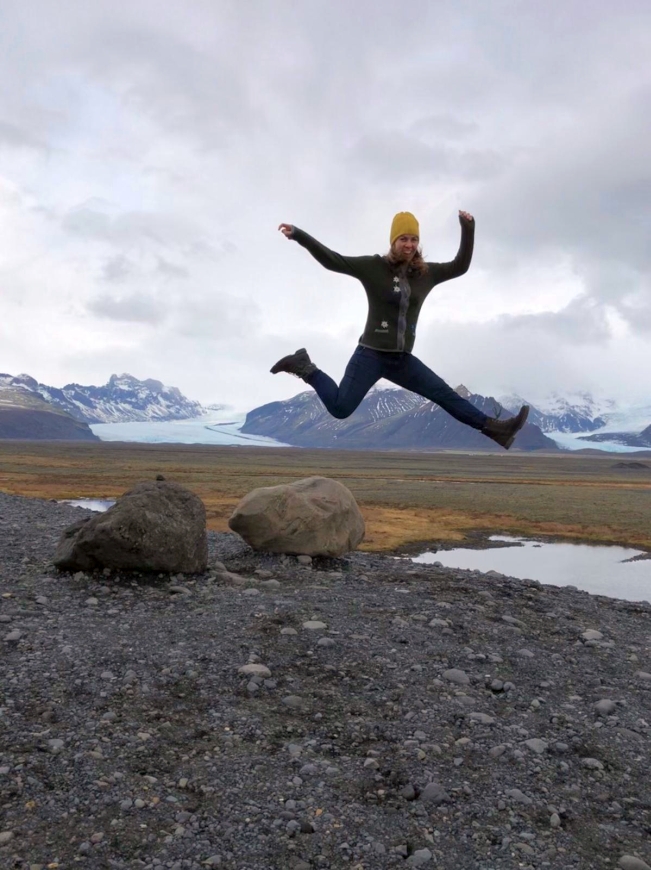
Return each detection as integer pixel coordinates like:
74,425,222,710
228,476,365,556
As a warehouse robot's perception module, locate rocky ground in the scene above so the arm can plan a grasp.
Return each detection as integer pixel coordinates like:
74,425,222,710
1,491,650,870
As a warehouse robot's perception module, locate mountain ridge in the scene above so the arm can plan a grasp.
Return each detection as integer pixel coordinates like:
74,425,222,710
0,372,205,424
241,385,557,451
0,389,99,441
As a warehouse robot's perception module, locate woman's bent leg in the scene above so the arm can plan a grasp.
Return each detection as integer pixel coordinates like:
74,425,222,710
305,347,383,419
389,354,488,430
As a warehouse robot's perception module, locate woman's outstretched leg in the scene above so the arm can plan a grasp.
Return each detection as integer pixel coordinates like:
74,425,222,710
388,354,488,429
388,354,528,448
271,346,382,419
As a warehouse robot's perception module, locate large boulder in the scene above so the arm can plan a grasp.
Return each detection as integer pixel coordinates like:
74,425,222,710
228,476,365,556
54,481,208,573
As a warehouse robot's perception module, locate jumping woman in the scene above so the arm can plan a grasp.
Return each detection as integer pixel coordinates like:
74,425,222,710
271,211,529,449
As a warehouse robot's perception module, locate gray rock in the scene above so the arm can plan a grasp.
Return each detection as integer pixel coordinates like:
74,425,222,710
238,663,271,678
303,620,327,631
489,744,507,758
54,481,208,573
317,636,336,647
618,858,651,870
581,757,604,770
502,615,525,627
524,738,548,754
443,668,470,686
595,699,617,716
407,848,433,866
469,712,495,725
419,782,450,805
282,695,304,709
401,783,417,801
506,788,533,805
581,629,604,641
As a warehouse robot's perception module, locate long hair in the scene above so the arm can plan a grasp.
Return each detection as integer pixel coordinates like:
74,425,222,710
384,244,429,276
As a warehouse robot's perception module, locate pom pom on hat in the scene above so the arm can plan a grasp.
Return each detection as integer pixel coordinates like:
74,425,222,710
390,212,419,245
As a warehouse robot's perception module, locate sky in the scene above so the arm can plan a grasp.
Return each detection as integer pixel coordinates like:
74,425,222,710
1,0,650,412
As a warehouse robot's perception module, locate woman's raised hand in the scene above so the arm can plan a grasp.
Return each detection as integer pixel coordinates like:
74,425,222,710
459,210,475,224
278,223,294,238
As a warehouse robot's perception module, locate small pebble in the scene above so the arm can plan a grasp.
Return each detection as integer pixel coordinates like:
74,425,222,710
595,699,617,716
238,663,271,678
581,629,604,641
442,668,470,686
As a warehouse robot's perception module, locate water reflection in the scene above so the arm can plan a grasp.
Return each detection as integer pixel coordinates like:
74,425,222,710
413,536,651,603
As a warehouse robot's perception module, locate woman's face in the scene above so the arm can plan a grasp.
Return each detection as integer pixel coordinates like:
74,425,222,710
393,234,419,260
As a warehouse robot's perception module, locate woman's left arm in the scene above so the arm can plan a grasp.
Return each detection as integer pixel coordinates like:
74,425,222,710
428,211,475,284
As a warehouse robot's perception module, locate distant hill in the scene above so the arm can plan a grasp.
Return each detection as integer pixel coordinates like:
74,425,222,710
241,385,558,451
0,390,99,441
0,372,205,424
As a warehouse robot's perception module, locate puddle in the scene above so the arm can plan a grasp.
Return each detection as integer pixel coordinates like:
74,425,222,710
59,498,115,512
412,536,651,603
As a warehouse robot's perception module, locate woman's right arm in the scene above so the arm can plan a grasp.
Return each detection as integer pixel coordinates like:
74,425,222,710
278,223,367,278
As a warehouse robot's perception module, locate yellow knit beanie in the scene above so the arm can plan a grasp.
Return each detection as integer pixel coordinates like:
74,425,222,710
390,212,419,245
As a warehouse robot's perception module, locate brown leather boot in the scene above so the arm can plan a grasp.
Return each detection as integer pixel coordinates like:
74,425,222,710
270,348,317,380
482,405,529,449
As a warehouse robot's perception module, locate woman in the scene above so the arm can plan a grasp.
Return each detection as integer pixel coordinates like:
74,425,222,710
271,211,528,449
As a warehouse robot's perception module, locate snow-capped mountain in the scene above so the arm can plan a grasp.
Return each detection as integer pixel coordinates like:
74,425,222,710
241,384,556,451
241,385,427,446
498,391,611,434
0,373,205,424
496,391,651,452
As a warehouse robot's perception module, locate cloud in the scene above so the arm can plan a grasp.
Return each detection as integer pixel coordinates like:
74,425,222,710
347,133,505,184
102,255,134,283
88,292,163,324
0,0,650,413
0,120,48,152
499,295,612,345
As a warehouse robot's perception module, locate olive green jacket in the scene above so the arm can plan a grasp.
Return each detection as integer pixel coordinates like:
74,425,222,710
291,219,474,353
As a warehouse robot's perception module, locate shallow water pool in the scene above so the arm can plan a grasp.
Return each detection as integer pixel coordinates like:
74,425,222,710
413,535,651,603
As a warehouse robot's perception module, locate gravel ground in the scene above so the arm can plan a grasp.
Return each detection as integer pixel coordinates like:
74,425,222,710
1,490,651,870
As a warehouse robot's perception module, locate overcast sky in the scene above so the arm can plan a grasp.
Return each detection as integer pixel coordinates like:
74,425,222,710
1,0,650,412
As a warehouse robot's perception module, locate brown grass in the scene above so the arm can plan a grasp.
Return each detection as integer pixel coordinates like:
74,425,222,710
1,441,650,552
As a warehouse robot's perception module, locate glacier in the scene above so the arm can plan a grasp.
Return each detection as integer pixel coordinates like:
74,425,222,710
91,414,289,446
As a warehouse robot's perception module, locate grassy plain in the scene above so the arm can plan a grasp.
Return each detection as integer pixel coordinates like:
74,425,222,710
0,441,650,552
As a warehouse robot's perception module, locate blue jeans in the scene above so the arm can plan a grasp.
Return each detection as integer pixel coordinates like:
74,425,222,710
305,346,489,429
